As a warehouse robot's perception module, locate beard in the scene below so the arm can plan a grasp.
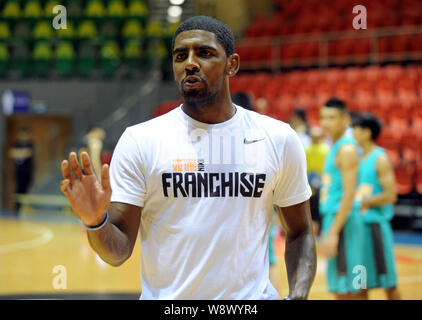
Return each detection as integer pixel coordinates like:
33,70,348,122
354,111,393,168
181,80,213,105
180,71,226,107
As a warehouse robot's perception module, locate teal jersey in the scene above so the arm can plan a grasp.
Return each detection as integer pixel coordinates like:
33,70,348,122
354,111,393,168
356,147,394,223
319,135,358,216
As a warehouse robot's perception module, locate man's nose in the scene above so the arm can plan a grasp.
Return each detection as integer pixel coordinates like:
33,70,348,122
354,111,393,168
185,52,200,74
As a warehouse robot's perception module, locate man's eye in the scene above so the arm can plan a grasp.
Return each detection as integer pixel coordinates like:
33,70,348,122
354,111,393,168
175,53,186,60
200,51,211,57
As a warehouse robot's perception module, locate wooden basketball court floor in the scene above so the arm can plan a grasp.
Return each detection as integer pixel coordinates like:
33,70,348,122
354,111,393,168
1,215,421,299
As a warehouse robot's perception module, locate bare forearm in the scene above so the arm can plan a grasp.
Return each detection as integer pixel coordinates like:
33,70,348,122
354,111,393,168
87,221,131,267
364,192,396,207
329,191,355,236
285,230,317,300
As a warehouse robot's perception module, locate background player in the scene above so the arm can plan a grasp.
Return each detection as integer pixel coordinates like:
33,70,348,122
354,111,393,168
318,97,364,300
306,126,329,236
353,112,401,300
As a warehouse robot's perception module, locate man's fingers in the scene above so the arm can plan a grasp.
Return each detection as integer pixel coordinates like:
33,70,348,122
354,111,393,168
81,152,94,176
101,164,111,192
61,160,74,186
69,152,83,180
60,179,72,199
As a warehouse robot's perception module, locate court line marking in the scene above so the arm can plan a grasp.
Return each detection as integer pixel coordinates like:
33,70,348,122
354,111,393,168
0,224,54,255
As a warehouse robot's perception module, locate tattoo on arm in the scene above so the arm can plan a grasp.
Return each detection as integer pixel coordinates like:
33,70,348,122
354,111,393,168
87,223,130,265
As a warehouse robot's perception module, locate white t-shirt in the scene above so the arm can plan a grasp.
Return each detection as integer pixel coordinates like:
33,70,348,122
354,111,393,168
109,104,312,300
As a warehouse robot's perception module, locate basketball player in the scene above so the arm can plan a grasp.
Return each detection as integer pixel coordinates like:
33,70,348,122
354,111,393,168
60,16,316,300
352,113,401,300
319,97,365,299
306,126,329,236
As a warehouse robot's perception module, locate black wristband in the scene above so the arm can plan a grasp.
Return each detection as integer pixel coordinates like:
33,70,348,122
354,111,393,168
82,211,109,230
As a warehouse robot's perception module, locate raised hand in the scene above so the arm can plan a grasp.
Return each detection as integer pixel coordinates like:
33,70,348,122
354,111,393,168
60,151,111,227
318,233,339,258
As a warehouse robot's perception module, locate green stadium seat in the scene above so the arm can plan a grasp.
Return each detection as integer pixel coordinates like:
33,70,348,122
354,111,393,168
85,0,106,19
77,42,96,77
77,20,98,41
2,1,21,21
11,43,29,77
0,43,10,77
165,22,180,36
44,1,62,18
100,20,118,41
0,22,12,43
23,0,43,21
164,22,179,51
56,21,75,41
107,0,127,18
128,0,148,25
33,21,53,42
68,0,83,19
55,41,75,76
123,40,142,75
146,38,168,72
145,20,163,44
32,42,52,77
100,41,120,76
13,21,31,43
122,19,143,42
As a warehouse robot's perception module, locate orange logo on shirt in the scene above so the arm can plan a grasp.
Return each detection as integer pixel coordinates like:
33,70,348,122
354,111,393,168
172,159,199,172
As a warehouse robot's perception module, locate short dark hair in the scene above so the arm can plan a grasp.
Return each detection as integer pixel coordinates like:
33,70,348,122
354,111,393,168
349,111,360,126
324,97,347,111
353,112,382,141
231,91,253,110
294,108,307,122
172,15,235,57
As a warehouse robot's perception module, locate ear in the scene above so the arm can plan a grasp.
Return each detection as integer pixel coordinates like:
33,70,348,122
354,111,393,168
343,111,351,127
226,53,240,77
364,127,372,140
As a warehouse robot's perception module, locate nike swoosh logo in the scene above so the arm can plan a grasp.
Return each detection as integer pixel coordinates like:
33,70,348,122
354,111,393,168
244,137,265,144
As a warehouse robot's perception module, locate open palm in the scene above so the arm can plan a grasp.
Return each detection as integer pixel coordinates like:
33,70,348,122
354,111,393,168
60,151,111,227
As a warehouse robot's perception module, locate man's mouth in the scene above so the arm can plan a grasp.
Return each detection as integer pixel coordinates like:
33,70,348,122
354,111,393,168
183,75,203,87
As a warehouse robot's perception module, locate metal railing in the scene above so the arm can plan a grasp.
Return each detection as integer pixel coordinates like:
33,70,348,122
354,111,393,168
236,25,422,70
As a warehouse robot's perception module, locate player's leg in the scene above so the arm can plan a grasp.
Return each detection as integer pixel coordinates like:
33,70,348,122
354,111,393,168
360,289,369,300
309,188,321,236
335,293,351,300
351,289,368,300
343,209,366,297
385,286,401,300
378,220,401,300
360,221,379,298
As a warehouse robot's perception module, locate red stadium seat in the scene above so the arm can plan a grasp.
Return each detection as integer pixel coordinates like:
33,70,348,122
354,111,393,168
390,35,411,53
417,161,422,195
385,149,400,168
153,100,180,117
301,42,319,58
412,116,422,131
353,38,371,55
409,34,422,52
401,127,422,162
280,43,303,61
394,161,415,195
377,125,402,150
